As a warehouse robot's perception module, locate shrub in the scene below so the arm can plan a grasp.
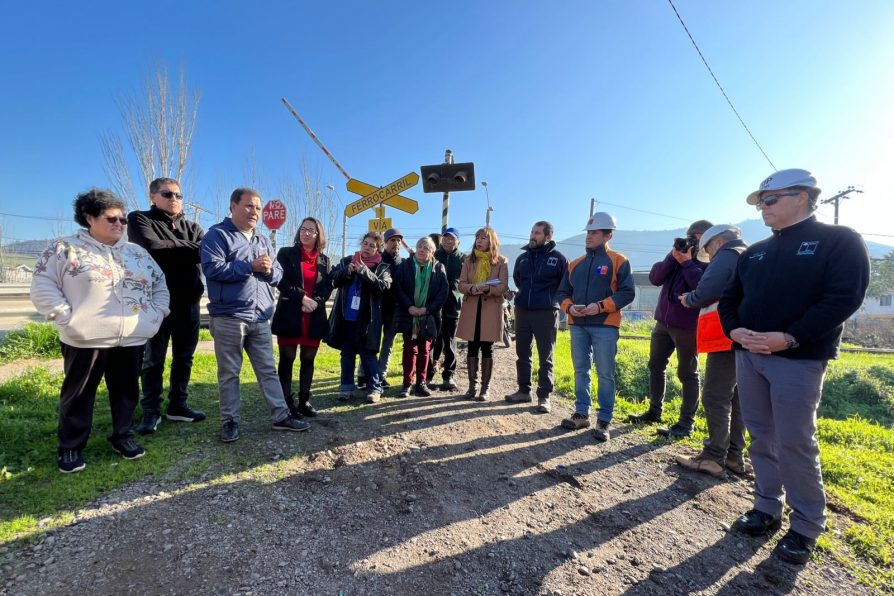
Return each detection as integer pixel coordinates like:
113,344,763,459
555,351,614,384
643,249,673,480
0,323,61,363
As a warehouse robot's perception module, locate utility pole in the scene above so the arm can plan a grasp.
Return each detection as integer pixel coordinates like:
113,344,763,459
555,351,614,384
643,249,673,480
589,197,596,217
482,180,493,227
441,149,453,233
821,186,863,225
186,203,219,224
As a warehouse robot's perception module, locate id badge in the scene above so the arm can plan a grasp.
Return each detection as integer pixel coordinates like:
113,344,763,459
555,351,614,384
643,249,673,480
351,295,361,310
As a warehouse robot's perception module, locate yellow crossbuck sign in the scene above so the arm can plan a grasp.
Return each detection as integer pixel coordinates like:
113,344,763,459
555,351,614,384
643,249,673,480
344,172,420,217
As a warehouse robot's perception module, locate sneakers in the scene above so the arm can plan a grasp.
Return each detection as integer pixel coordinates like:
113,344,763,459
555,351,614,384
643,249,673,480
775,529,817,564
111,438,146,460
413,384,432,397
337,391,352,402
592,419,611,442
273,416,311,432
220,420,240,442
381,378,391,388
504,390,533,403
58,449,85,474
626,409,662,424
561,413,591,430
441,377,457,391
536,397,551,413
166,403,206,422
398,386,411,398
136,412,162,435
366,392,382,404
657,423,692,439
725,458,754,475
733,509,782,536
676,454,725,478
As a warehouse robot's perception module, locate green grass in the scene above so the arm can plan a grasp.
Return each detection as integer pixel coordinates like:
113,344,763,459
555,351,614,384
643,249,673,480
0,322,62,363
547,332,894,589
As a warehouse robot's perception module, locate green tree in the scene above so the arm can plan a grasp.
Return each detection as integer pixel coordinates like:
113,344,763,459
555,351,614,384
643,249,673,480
868,251,894,298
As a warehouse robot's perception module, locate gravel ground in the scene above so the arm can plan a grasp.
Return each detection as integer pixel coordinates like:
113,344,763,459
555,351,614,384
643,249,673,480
0,343,871,595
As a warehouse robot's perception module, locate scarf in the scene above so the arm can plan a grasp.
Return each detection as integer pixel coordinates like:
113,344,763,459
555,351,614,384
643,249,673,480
353,250,382,268
472,249,492,284
412,259,434,339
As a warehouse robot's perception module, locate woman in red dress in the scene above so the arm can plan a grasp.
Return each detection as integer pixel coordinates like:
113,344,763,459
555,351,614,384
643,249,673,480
272,217,332,418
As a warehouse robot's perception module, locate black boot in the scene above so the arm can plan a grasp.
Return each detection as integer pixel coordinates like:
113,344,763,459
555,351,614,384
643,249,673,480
297,391,317,418
284,392,301,419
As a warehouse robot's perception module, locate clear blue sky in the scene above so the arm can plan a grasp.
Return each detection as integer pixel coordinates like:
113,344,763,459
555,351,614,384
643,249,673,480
2,0,892,251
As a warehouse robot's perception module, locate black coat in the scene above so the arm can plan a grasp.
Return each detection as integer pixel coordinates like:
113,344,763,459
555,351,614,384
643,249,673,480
126,206,204,309
326,256,392,353
271,247,332,340
392,258,449,335
434,247,465,319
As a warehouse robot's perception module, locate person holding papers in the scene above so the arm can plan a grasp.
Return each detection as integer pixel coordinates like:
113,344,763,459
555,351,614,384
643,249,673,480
456,227,509,401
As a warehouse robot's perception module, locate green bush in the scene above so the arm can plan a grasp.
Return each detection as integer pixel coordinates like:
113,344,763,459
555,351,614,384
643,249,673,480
822,362,894,427
0,323,61,363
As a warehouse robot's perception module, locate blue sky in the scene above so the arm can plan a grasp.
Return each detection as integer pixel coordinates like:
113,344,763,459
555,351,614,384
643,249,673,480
2,0,892,252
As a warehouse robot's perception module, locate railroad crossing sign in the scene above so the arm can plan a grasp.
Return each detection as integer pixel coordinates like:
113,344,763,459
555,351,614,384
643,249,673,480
368,205,392,233
344,172,420,217
262,199,287,230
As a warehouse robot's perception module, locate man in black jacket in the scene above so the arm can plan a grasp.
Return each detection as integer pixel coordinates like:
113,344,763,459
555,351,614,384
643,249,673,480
718,168,870,565
127,177,207,434
428,227,465,390
505,221,568,413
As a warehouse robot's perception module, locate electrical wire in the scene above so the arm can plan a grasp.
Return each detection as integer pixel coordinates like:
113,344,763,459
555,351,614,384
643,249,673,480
666,0,776,169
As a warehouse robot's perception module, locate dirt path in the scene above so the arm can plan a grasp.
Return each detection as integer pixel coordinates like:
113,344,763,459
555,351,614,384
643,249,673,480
0,343,870,595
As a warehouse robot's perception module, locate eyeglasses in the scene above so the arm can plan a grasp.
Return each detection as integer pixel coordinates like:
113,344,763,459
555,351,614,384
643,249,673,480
756,191,801,209
102,216,127,225
299,227,318,235
158,190,184,201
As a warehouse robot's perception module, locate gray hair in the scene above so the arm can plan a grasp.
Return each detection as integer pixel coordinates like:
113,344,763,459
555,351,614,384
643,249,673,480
149,177,180,194
416,236,436,254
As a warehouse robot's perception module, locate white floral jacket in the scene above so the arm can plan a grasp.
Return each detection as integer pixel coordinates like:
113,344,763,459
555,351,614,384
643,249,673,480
30,230,170,348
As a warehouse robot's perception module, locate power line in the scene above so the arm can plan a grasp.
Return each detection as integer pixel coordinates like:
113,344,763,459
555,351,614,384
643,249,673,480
666,0,776,169
593,200,692,222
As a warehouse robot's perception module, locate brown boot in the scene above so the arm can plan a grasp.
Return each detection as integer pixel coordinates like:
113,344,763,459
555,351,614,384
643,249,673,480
477,358,494,400
465,357,480,399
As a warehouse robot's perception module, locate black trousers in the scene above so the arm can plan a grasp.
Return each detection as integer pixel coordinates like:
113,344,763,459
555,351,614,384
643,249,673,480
58,342,144,451
514,306,558,397
140,302,200,414
647,321,700,428
428,316,458,380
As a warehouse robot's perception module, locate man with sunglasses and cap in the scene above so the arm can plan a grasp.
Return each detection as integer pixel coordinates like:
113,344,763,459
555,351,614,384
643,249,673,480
627,219,712,438
718,168,869,564
127,177,207,434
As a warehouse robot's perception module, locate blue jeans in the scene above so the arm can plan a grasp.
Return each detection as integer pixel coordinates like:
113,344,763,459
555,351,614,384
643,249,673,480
340,346,382,395
570,325,619,422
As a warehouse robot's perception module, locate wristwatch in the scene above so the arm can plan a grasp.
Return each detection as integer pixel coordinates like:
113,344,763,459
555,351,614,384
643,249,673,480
784,334,799,350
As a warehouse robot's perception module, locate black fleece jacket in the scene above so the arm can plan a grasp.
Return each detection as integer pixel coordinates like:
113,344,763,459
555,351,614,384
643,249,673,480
127,206,205,309
718,216,869,361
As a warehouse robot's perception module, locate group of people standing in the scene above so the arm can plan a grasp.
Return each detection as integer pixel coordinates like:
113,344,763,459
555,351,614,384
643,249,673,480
30,167,869,567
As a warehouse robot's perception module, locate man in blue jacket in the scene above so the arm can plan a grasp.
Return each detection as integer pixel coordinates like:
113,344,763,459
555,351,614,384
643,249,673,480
201,188,310,442
505,221,568,413
719,169,869,565
627,219,711,438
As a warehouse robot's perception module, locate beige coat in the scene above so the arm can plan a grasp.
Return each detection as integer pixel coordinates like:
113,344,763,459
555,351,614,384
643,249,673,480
456,255,508,343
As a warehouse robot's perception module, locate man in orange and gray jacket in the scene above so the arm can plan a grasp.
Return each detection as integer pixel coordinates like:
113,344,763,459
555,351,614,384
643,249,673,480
555,212,635,442
675,225,748,478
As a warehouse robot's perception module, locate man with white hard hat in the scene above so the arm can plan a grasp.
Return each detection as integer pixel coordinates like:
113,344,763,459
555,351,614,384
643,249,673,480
718,168,870,564
556,212,635,442
675,224,749,478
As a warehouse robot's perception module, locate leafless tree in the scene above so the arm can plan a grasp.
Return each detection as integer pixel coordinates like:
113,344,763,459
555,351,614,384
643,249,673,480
99,63,201,211
275,159,341,254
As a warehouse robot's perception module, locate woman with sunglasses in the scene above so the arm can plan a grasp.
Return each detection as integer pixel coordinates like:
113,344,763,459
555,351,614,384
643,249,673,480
271,217,332,418
31,189,170,473
327,232,392,403
456,226,509,400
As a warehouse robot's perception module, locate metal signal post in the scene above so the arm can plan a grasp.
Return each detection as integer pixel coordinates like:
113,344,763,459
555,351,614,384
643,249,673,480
821,186,863,225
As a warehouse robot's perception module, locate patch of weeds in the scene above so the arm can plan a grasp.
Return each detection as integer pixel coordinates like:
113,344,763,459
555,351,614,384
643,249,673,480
0,323,61,363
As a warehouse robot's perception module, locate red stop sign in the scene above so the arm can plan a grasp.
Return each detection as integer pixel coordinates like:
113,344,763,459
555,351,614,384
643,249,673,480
262,199,287,230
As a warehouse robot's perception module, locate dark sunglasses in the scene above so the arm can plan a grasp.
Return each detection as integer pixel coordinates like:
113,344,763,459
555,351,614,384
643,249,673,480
158,190,184,200
756,191,800,209
102,216,127,225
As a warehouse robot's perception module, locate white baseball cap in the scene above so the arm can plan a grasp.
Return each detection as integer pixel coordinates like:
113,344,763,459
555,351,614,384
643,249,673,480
746,168,820,206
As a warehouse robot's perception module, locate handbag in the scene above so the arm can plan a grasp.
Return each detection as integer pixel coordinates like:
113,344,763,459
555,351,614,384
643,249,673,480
418,314,439,341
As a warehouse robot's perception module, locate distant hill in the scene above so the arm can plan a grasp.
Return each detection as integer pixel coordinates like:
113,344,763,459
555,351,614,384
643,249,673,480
500,219,894,281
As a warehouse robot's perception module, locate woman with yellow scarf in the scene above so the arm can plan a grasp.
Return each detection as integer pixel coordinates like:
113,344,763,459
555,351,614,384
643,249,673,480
456,227,509,400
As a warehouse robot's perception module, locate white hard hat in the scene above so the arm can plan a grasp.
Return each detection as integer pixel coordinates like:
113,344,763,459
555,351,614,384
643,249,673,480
746,168,820,206
699,224,741,252
585,212,616,231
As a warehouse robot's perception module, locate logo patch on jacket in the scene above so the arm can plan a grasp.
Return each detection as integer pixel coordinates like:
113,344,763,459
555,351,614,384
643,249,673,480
547,256,558,267
749,252,766,261
797,241,819,256
597,265,609,276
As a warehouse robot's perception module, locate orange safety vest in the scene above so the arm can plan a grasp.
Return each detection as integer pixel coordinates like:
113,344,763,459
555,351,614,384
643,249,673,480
696,302,732,353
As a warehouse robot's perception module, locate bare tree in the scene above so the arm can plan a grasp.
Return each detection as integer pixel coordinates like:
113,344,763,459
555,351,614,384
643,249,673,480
99,63,201,211
275,158,341,255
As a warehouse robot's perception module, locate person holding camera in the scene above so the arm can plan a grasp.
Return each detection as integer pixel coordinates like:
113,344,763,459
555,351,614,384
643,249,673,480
627,219,711,438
